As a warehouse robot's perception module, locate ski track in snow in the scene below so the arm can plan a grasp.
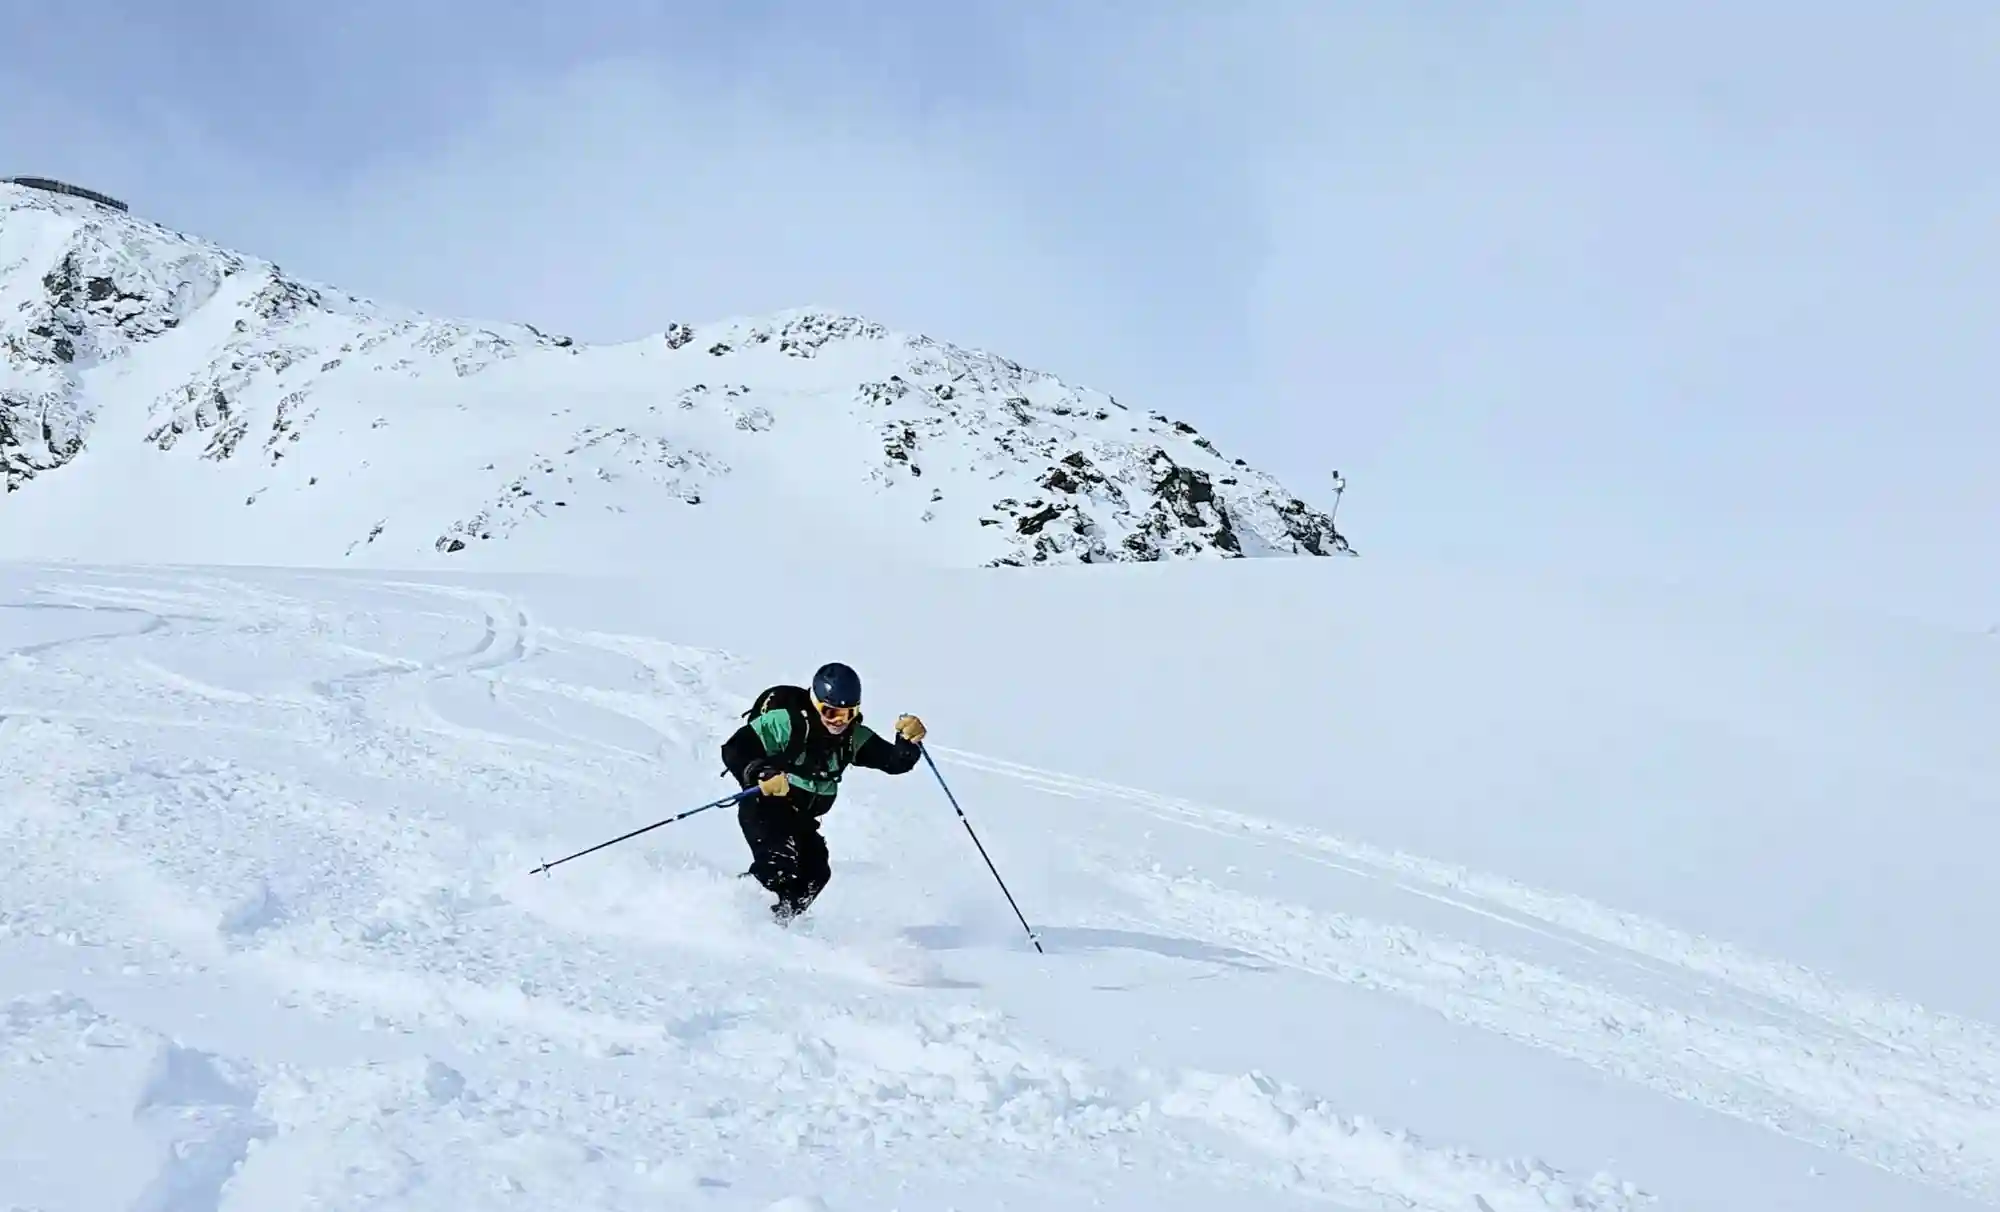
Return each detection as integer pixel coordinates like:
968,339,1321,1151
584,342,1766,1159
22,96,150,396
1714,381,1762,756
934,746,2000,1203
0,566,1989,1209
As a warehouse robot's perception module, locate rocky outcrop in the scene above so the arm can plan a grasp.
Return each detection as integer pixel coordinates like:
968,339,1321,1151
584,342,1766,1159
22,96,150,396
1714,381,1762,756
0,180,1352,566
0,389,86,491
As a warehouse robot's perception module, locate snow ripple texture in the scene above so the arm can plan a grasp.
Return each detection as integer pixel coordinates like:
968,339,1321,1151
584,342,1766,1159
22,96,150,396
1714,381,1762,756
1,565,1993,1210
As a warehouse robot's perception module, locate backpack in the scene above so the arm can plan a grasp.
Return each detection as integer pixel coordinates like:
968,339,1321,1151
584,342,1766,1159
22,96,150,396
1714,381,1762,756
743,684,816,769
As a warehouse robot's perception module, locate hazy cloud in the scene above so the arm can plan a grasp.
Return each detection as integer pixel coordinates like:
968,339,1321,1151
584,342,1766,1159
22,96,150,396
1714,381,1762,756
3,3,1994,625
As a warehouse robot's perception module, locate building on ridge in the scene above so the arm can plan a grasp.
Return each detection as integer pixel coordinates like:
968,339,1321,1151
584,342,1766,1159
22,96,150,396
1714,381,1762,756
4,176,130,213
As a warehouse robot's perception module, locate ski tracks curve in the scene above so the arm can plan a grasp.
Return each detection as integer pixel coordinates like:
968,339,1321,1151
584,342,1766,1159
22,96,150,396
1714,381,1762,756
0,567,1657,1211
931,744,2000,1204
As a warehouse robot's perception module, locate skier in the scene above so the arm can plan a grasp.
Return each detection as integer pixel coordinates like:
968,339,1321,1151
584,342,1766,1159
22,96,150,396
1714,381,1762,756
719,661,927,922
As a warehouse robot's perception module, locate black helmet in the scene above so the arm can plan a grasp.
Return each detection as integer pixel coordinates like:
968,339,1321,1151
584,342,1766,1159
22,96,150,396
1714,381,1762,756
811,661,862,709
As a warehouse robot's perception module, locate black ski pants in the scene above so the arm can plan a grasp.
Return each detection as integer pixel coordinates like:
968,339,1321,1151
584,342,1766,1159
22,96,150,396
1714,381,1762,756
738,794,830,918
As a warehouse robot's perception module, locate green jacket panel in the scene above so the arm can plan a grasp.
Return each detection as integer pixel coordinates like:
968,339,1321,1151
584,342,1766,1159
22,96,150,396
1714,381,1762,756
749,708,877,796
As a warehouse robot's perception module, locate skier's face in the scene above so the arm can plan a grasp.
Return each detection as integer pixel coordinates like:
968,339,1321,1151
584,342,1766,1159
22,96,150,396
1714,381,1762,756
816,701,856,734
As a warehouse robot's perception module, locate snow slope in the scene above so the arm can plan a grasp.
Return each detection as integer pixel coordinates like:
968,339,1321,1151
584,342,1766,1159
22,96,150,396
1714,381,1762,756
3,556,1995,1211
0,182,1347,571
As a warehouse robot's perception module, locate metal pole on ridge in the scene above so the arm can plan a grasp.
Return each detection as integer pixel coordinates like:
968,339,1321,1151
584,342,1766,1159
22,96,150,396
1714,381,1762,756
530,787,759,876
920,744,1044,954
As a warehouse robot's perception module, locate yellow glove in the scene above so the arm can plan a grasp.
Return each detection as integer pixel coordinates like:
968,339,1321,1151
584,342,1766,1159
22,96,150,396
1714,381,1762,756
757,770,790,797
895,714,927,744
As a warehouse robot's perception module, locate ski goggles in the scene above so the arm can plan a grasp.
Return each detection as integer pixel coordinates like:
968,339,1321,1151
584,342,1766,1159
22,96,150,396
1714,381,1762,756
813,698,857,727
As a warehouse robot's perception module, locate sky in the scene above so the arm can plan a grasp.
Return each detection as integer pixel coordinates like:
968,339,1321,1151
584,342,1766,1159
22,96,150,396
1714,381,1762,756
2,2,1996,629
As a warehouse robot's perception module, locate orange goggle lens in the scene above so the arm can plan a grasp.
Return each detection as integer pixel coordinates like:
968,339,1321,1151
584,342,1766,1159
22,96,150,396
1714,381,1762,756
815,700,856,725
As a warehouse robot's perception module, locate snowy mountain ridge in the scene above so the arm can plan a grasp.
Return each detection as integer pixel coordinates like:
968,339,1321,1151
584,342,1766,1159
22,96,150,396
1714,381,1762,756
0,182,1348,570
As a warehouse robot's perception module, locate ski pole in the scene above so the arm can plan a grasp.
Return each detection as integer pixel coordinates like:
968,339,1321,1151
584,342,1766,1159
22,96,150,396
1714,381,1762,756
919,744,1044,954
531,787,759,876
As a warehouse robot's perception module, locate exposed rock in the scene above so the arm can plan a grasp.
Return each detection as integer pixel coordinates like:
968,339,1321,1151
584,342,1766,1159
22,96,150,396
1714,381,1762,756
0,180,1355,566
0,389,88,491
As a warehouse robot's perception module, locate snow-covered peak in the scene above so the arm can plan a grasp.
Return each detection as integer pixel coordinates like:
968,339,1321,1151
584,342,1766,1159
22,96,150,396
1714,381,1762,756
0,182,1349,570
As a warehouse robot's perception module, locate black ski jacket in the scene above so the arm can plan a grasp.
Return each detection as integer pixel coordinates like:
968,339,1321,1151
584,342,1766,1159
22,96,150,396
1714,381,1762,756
720,707,921,817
